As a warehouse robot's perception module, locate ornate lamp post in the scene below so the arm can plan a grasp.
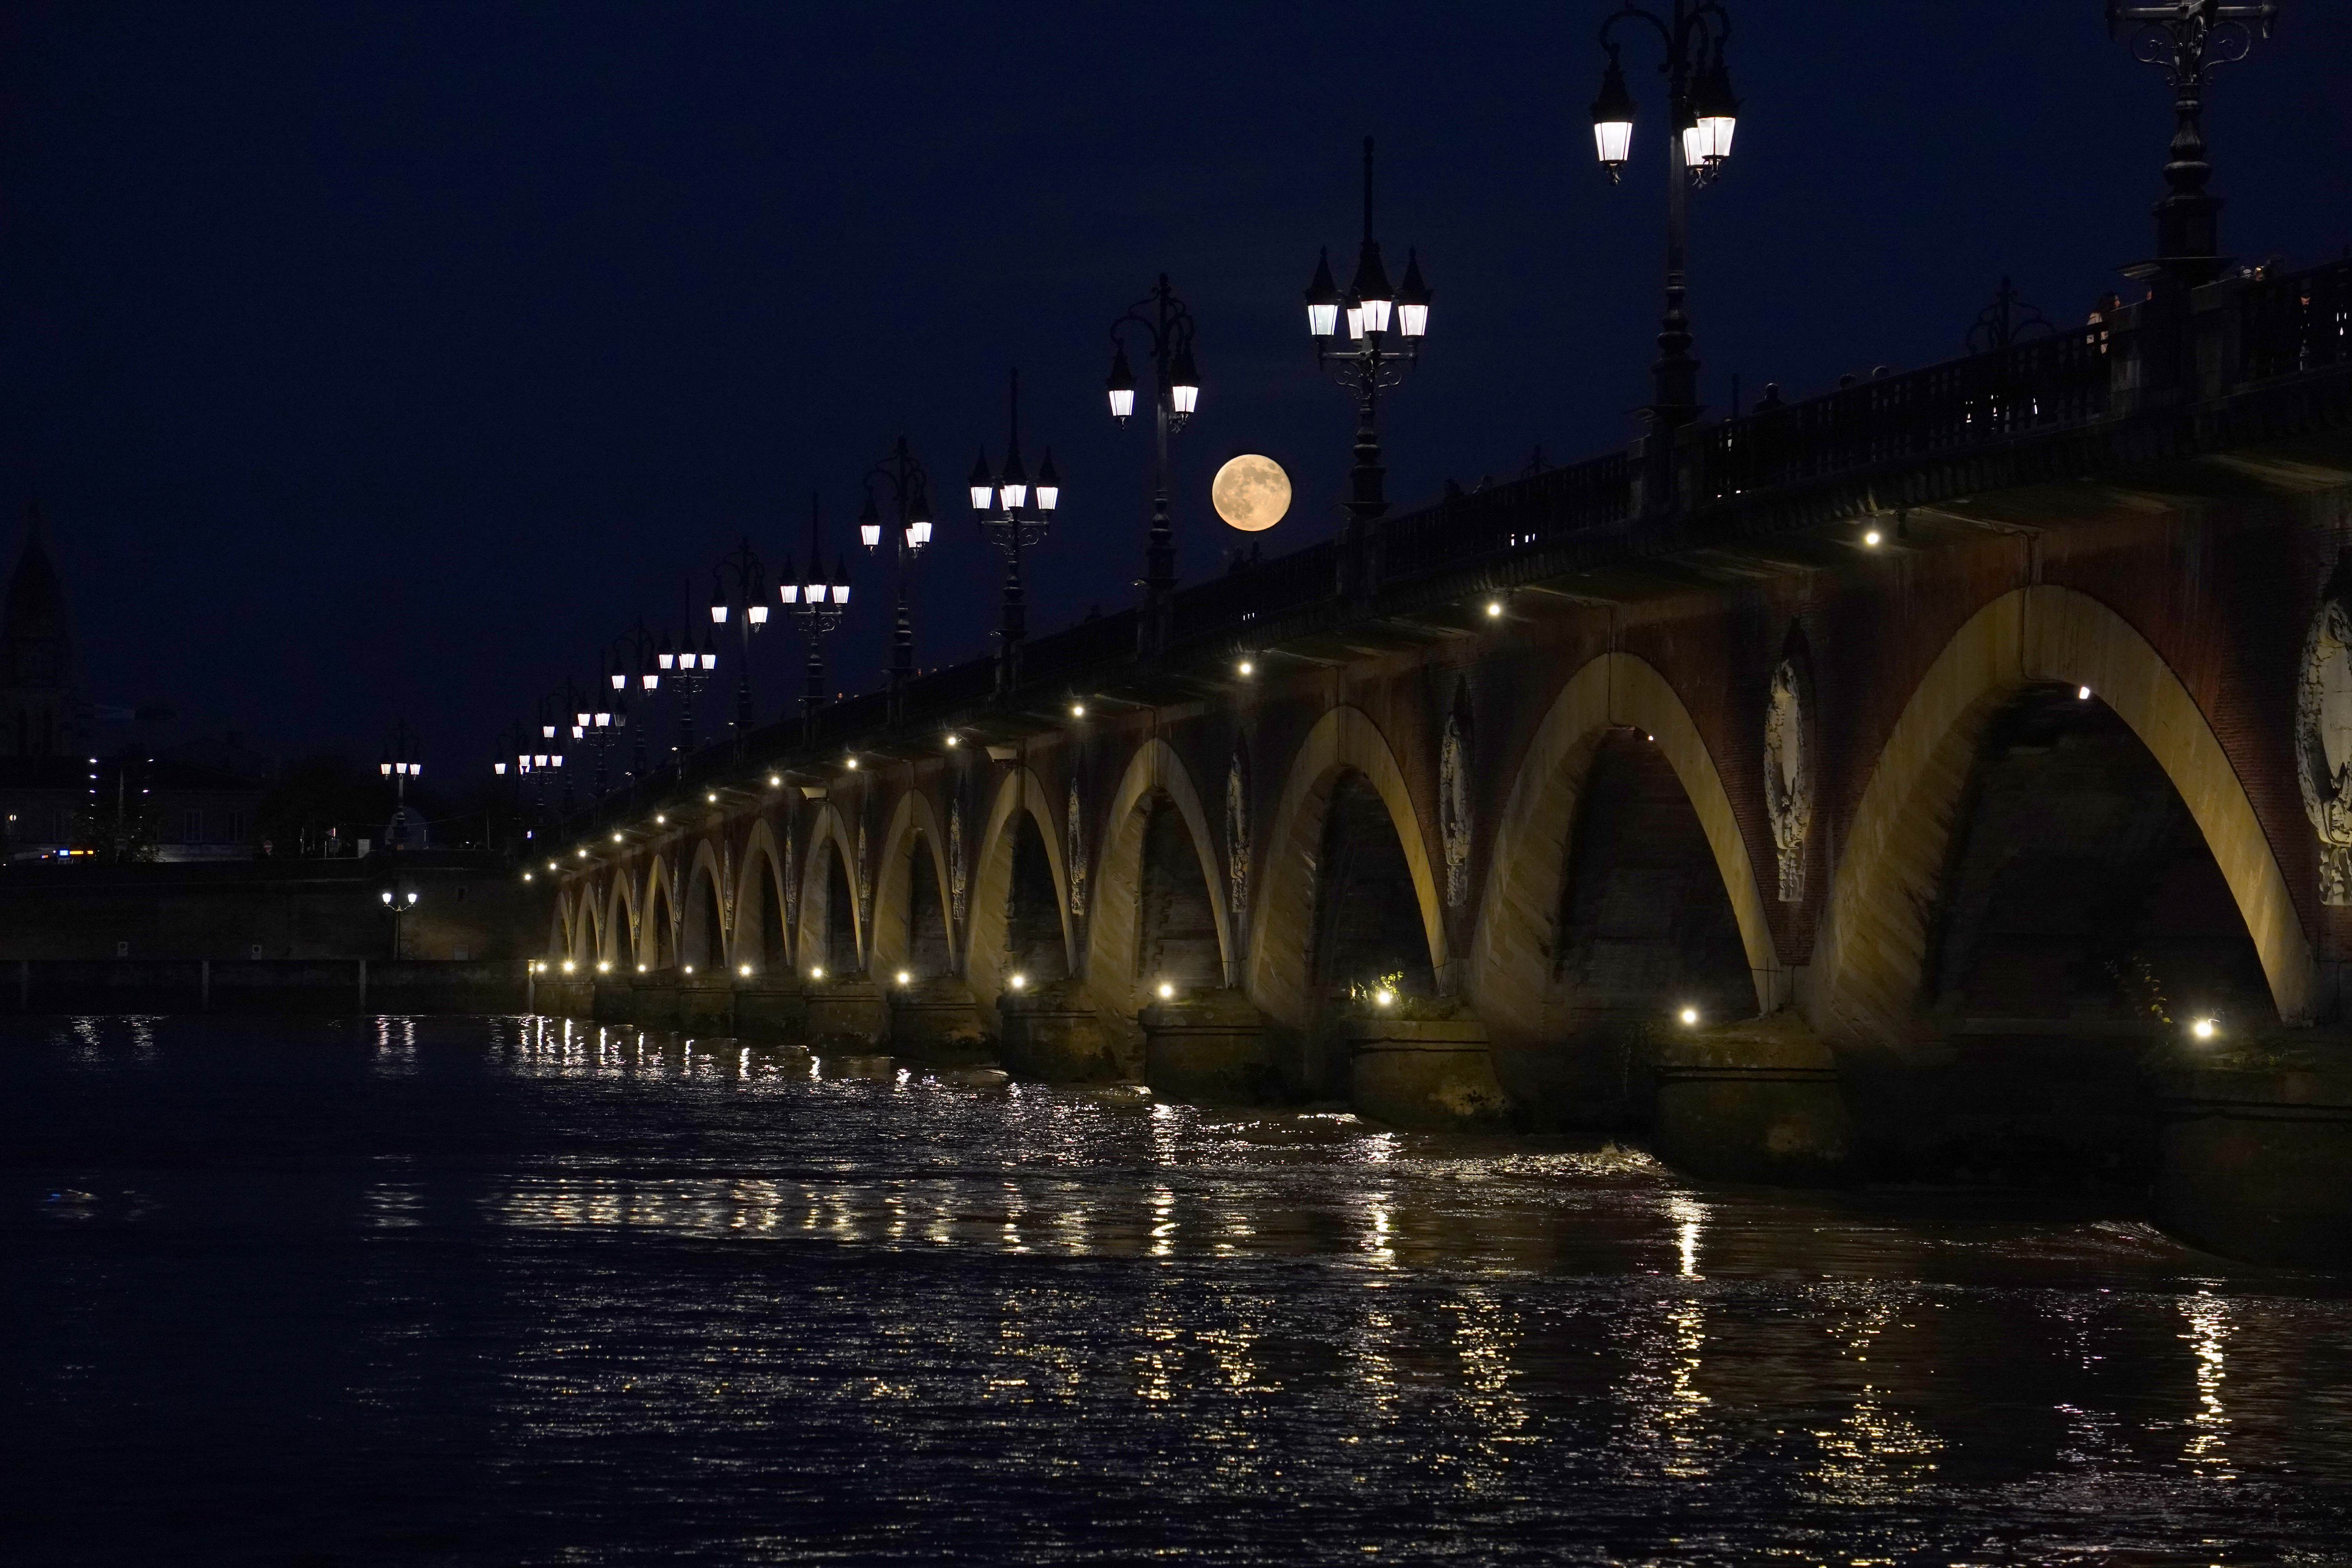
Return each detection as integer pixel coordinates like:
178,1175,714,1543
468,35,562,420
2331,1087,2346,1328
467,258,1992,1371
572,682,622,800
379,719,424,851
1105,276,1201,636
2108,0,2278,289
606,624,664,783
859,437,933,703
708,537,770,736
1302,138,1432,601
968,369,1061,680
779,494,853,716
656,612,718,764
378,881,420,958
1588,0,1741,441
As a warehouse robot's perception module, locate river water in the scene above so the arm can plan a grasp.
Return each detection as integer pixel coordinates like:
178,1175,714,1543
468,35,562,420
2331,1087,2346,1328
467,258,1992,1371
6,1015,2351,1566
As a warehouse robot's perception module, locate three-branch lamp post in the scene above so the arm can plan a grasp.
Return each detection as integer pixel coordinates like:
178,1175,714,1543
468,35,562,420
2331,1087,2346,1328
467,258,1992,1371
1589,0,1741,441
606,623,664,785
379,719,424,851
968,369,1061,679
1303,138,1431,600
859,438,932,702
708,537,770,739
656,606,718,765
1105,275,1200,636
779,494,853,717
572,683,621,800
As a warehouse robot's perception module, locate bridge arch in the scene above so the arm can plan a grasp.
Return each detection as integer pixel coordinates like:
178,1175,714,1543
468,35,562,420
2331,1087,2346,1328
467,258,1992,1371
641,855,678,970
1248,705,1446,1030
1088,738,1234,1011
733,819,792,976
605,875,638,969
1814,584,2313,1057
869,789,957,980
796,803,863,976
967,766,1074,1008
679,839,728,975
1472,652,1783,1049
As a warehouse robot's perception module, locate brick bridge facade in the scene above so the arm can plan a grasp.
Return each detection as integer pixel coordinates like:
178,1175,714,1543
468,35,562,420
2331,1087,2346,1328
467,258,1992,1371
536,259,2352,1267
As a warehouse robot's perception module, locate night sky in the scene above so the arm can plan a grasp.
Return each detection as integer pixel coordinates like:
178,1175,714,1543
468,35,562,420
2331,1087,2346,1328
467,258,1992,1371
2,2,2347,770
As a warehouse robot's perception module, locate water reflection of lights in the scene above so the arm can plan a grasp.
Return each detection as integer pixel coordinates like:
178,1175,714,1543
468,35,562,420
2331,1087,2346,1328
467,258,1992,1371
1150,1185,1177,1259
1668,1193,1706,1279
2181,1289,2234,1477
1809,1294,1943,1499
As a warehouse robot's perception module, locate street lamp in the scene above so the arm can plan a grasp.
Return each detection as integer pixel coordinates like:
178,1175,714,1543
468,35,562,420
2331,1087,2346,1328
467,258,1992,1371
606,623,663,784
379,719,424,851
1590,0,1741,439
860,437,933,698
655,608,718,764
779,494,852,716
709,537,770,735
2108,0,2278,289
1106,274,1201,629
969,368,1061,671
572,683,622,800
1302,138,1431,599
379,882,420,959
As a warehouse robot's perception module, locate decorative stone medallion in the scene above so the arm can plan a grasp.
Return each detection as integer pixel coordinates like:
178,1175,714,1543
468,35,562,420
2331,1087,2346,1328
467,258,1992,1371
1439,702,1471,909
948,802,967,926
1763,657,1812,902
1066,784,1088,920
2296,595,2352,903
1225,750,1250,925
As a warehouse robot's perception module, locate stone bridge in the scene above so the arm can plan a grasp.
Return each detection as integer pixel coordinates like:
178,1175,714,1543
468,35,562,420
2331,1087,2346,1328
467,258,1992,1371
535,258,2352,1268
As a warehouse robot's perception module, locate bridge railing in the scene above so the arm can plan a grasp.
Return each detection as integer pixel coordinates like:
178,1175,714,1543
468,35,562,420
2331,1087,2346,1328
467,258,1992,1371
1171,539,1339,642
1690,324,2113,506
557,252,2352,843
1021,607,1140,684
1379,450,1633,583
2239,258,2352,382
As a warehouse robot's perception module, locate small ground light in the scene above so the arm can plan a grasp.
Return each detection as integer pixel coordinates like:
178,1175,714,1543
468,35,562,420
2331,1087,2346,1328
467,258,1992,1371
682,965,694,975
846,757,859,770
1486,601,1503,617
1070,703,1087,719
706,793,717,803
598,962,612,973
1679,1007,1700,1026
523,871,534,881
944,734,960,748
809,966,825,980
2078,686,2093,700
1374,989,1395,1008
655,814,665,825
739,965,752,978
610,833,622,843
897,970,912,985
1158,982,1176,1000
1863,528,1883,547
1237,660,1254,676
2193,1017,2219,1040
768,775,781,786
563,960,576,974
548,860,558,871
637,964,648,973
1009,973,1028,991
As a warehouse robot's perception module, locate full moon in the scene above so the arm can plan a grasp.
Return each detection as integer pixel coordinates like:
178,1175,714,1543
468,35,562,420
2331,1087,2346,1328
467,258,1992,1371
1212,454,1291,533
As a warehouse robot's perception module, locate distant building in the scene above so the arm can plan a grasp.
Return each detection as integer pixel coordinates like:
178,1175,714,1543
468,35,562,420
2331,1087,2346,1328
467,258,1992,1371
0,503,89,759
0,508,266,861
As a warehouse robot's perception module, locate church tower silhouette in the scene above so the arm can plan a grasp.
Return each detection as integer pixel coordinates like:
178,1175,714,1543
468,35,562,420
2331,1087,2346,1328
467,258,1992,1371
0,501,88,758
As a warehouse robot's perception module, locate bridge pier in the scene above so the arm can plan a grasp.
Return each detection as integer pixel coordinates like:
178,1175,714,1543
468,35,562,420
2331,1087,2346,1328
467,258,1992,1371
1345,1014,1508,1131
804,974,889,1049
1141,991,1279,1103
1653,1013,1851,1184
998,979,1120,1083
2159,1048,2352,1270
733,978,809,1042
886,978,990,1063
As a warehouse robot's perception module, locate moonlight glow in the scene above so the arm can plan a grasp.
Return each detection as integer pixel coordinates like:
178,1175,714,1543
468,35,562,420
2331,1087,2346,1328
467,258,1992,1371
1212,454,1292,533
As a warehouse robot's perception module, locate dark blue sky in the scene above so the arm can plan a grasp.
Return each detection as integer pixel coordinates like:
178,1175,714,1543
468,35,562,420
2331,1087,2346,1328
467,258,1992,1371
2,1,2347,769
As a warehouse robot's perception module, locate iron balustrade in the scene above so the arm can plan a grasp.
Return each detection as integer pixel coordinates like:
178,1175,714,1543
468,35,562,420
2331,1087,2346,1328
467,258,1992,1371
2241,258,2352,382
554,255,2352,852
1379,452,1635,583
